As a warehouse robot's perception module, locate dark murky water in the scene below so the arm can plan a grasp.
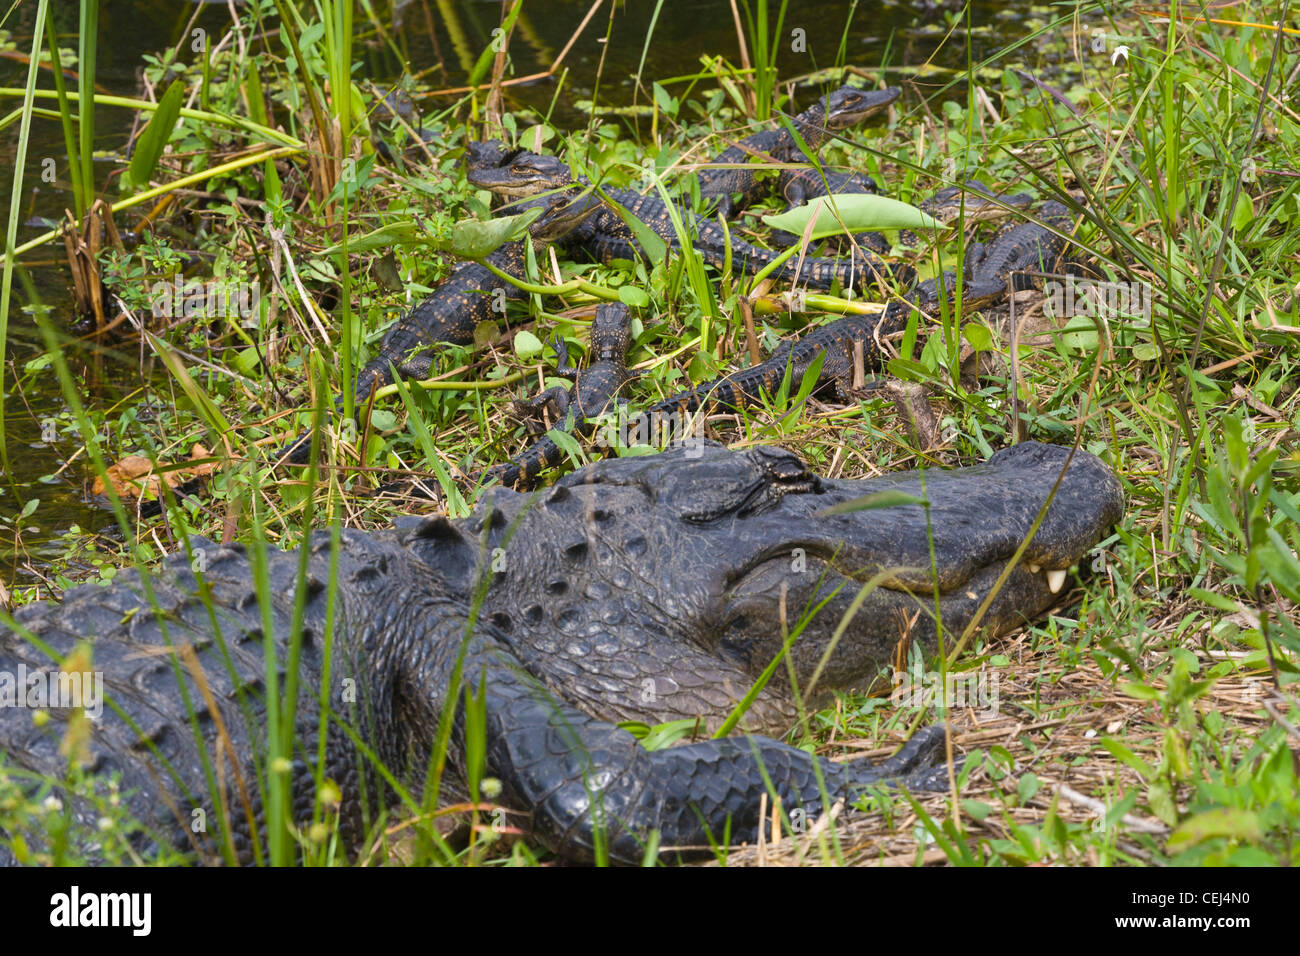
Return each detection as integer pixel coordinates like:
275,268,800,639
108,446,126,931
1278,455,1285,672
0,0,1032,582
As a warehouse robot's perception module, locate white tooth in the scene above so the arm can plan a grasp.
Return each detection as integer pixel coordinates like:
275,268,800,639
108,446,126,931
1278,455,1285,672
1047,569,1066,594
1028,563,1041,574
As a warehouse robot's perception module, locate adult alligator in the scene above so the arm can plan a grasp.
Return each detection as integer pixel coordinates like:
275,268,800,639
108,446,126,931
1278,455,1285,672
277,189,598,463
482,301,636,490
0,442,1122,865
698,84,900,220
468,150,902,293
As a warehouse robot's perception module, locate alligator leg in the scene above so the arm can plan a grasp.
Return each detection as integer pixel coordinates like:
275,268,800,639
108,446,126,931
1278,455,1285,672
513,386,573,432
462,650,949,863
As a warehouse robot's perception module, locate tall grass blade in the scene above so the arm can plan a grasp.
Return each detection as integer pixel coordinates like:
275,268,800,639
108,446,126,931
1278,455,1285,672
0,0,50,470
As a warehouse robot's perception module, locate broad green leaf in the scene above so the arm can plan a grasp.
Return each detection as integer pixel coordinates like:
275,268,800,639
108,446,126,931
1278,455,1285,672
1187,586,1239,612
962,322,993,351
762,193,941,238
320,220,426,256
618,285,651,308
1017,773,1040,801
233,346,260,375
1231,192,1254,232
120,79,185,196
513,330,544,360
321,207,540,258
1118,681,1161,700
449,206,540,258
887,357,939,383
1099,737,1156,780
652,82,679,118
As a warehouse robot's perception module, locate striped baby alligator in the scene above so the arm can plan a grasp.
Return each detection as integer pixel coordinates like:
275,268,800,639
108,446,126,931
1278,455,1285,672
963,200,1073,289
277,189,597,463
641,271,1005,427
699,84,900,219
641,198,1072,427
467,150,903,293
482,301,636,490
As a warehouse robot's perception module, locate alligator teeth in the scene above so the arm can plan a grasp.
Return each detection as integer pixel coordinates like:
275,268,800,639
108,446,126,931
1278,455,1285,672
1028,563,1041,574
1046,569,1066,594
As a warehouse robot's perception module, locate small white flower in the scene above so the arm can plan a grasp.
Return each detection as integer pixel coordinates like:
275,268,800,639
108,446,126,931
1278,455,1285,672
43,795,62,812
98,817,114,831
1112,45,1130,65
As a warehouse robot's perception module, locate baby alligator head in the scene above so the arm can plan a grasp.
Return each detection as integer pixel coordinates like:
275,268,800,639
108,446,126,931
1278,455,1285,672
821,84,902,131
468,148,572,197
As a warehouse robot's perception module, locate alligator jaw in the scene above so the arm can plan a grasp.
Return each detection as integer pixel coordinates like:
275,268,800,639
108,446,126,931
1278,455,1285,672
695,442,1122,694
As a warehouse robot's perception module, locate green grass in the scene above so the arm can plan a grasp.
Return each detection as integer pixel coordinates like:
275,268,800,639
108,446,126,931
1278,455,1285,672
1,1,1299,866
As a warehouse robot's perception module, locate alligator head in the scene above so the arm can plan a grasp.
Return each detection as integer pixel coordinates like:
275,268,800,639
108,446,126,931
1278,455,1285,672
468,148,573,197
820,84,902,131
409,441,1123,730
589,300,633,363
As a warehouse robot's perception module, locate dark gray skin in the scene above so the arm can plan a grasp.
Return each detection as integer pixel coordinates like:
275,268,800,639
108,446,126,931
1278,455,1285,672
642,271,1006,425
963,201,1073,291
0,442,1122,865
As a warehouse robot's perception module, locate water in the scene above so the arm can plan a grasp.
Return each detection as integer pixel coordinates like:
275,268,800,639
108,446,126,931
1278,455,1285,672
0,0,1031,583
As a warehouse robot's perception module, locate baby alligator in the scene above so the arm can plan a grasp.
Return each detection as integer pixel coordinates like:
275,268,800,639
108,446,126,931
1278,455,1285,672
469,150,901,293
699,84,900,220
483,302,636,490
641,272,1005,427
963,200,1073,290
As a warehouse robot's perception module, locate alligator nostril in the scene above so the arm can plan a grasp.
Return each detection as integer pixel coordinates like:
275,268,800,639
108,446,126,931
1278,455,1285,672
547,579,568,595
564,540,588,561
